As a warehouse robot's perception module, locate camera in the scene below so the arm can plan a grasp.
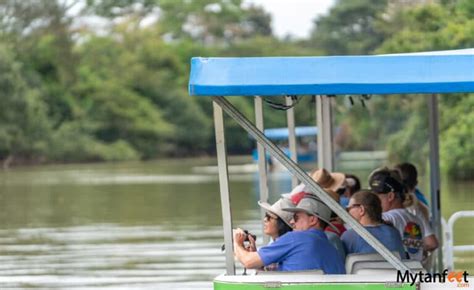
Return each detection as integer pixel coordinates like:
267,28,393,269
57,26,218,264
220,229,256,251
243,230,256,242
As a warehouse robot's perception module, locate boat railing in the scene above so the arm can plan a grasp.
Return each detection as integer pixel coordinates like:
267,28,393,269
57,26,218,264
442,210,474,270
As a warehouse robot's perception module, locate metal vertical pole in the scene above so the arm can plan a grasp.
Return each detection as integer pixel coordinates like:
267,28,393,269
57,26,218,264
316,95,334,171
213,100,235,275
255,96,270,245
286,96,298,187
428,94,443,272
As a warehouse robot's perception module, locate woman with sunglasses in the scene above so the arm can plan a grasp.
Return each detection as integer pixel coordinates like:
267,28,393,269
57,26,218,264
257,198,293,246
234,198,294,271
341,190,406,258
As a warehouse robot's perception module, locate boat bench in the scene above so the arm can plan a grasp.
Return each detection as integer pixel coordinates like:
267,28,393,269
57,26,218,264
256,269,324,275
346,252,424,274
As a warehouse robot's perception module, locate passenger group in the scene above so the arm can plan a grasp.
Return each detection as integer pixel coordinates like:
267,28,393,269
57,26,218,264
233,163,438,274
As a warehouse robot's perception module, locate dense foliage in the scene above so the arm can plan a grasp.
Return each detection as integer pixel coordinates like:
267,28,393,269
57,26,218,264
0,0,472,179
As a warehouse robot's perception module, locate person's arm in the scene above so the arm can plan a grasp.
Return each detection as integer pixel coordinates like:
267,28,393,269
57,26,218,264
423,234,438,252
234,229,264,269
418,215,438,252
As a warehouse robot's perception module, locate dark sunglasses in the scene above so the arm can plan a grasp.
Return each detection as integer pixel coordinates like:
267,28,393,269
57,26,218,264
264,213,278,221
292,212,310,222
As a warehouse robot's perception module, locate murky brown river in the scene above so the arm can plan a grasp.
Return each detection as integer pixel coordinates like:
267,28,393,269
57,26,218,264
0,157,472,288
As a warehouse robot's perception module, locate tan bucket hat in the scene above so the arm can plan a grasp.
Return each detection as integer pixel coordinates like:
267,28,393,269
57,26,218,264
311,168,346,192
258,197,294,228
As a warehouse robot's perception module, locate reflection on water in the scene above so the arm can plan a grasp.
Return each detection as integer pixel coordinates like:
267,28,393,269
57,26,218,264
0,158,472,288
0,224,228,288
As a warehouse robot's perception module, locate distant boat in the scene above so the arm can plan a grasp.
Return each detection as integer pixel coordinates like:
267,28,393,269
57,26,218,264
251,126,318,164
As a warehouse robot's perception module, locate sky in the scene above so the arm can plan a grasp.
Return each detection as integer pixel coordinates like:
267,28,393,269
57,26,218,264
246,0,336,39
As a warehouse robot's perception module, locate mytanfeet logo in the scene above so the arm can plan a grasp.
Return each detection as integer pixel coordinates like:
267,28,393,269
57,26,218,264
397,269,470,287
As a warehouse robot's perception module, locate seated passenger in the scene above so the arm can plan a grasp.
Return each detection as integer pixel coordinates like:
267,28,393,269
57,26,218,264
340,173,361,208
394,163,431,223
369,167,438,261
284,194,346,273
394,163,438,267
284,183,346,258
258,198,294,242
287,168,347,236
254,198,294,271
233,195,346,273
341,190,405,258
311,168,348,237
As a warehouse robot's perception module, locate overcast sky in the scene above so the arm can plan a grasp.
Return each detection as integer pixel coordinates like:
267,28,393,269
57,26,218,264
246,0,336,39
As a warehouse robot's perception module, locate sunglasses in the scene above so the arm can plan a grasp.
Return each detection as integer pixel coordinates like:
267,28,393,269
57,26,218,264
346,204,361,212
264,213,278,221
292,212,311,222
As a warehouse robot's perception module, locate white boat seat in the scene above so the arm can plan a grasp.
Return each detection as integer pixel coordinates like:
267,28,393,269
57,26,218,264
256,269,324,275
352,260,424,274
345,252,401,274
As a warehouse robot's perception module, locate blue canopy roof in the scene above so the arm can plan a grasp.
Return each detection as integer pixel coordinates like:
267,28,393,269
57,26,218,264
189,49,474,96
260,126,318,140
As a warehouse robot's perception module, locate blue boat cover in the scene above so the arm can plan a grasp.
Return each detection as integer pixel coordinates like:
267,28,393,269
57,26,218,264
189,49,474,96
261,126,318,140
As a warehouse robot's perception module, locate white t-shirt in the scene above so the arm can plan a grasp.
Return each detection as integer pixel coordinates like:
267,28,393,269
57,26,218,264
382,208,428,261
407,205,434,236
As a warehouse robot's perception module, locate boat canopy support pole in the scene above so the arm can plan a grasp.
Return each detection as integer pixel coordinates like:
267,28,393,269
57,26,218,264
255,96,270,245
213,100,235,275
213,96,411,272
286,96,298,187
316,95,334,171
428,94,443,272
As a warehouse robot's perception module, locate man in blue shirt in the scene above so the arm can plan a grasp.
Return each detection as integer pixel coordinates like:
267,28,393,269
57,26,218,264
341,190,405,258
233,194,345,274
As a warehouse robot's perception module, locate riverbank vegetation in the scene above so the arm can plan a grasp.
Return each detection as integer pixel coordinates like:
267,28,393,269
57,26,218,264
0,0,472,179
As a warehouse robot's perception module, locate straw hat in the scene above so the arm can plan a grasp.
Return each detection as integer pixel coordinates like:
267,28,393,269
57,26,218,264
258,198,294,228
311,168,346,192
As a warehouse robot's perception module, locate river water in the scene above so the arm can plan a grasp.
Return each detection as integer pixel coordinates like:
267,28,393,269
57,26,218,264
0,157,472,289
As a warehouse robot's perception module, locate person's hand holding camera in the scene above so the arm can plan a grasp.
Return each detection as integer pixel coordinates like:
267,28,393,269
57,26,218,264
233,228,257,252
233,228,246,247
245,234,256,252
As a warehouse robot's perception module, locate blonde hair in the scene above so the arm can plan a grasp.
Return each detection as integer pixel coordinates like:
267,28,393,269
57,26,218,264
404,192,430,221
402,192,416,208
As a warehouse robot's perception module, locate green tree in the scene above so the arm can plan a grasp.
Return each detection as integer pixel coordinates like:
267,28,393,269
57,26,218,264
0,43,51,167
309,0,389,55
0,0,79,125
75,32,174,158
374,3,474,179
84,0,272,45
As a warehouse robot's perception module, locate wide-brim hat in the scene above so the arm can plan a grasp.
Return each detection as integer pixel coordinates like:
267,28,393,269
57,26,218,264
282,194,338,231
258,198,294,228
311,168,346,192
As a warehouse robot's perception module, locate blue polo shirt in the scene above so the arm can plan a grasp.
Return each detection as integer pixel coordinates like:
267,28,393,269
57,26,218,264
341,224,406,259
257,229,345,274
